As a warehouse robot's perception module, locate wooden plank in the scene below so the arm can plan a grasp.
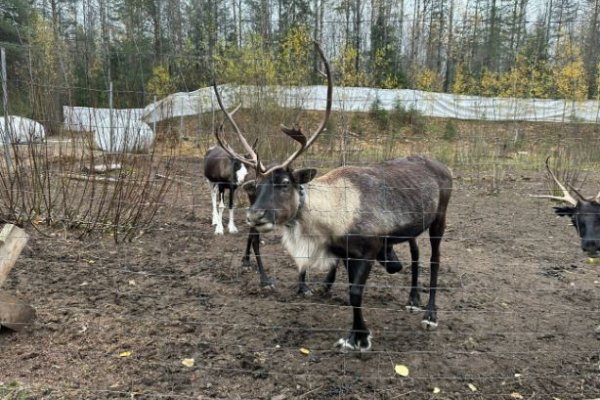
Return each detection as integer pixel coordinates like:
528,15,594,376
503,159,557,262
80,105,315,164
0,291,35,331
0,224,29,287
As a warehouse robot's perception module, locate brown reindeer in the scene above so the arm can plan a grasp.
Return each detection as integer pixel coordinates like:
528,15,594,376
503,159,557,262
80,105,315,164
214,41,452,351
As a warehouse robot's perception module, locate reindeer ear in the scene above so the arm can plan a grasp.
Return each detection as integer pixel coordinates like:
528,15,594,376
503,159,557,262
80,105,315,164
292,168,317,184
554,206,575,218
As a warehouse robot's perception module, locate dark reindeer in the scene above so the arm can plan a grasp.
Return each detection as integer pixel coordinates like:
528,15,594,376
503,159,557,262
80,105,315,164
213,41,453,351
203,145,248,235
532,157,600,258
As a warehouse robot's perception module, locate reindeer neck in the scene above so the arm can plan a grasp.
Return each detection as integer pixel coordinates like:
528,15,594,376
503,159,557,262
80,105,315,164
285,184,306,228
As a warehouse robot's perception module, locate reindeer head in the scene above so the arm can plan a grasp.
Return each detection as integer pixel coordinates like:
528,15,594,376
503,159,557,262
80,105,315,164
213,41,333,232
532,157,600,257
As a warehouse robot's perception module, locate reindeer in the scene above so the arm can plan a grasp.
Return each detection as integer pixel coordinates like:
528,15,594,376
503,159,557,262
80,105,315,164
213,41,453,351
243,167,408,294
532,157,600,258
203,145,248,235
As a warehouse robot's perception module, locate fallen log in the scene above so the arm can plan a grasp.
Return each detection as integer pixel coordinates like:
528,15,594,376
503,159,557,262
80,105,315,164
82,163,122,174
0,224,29,287
0,224,35,332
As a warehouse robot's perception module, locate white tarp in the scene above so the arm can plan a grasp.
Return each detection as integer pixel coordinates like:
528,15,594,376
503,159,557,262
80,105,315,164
63,106,145,132
0,116,46,144
93,116,155,153
62,86,600,152
140,85,600,124
62,106,153,152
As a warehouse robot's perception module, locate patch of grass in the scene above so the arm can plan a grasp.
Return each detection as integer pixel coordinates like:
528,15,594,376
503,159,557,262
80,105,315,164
442,120,458,141
369,97,389,131
0,381,29,399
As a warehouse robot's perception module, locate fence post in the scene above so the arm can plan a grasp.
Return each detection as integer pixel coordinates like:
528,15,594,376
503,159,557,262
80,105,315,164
109,81,113,152
1,47,13,172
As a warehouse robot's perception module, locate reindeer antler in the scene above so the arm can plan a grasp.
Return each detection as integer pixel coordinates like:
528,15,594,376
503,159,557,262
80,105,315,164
261,41,333,176
530,156,578,206
212,86,266,172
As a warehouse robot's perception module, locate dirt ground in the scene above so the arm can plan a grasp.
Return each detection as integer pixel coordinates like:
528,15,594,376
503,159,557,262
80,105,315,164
1,156,599,400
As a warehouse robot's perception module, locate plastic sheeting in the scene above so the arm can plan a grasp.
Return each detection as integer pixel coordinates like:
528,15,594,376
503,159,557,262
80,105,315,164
140,85,600,124
63,86,600,152
0,116,46,144
93,116,155,153
62,106,153,152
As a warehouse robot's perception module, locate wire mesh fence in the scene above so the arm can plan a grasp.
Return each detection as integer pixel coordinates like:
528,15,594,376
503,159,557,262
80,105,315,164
0,39,599,400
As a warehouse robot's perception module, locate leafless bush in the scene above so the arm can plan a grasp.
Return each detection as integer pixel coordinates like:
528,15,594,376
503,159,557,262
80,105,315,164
0,132,175,242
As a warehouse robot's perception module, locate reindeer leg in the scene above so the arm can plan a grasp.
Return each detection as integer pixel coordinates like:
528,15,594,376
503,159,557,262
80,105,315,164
298,269,313,296
321,259,338,295
209,182,219,226
406,238,422,312
376,244,403,274
251,228,274,289
241,229,254,270
335,258,373,352
422,221,444,330
215,185,225,235
227,186,238,233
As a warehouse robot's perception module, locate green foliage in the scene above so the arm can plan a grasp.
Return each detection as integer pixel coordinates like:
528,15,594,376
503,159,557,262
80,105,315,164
391,98,425,135
442,120,458,141
276,26,312,85
370,10,404,89
414,67,442,92
335,45,369,87
369,97,389,130
146,65,176,99
214,35,277,85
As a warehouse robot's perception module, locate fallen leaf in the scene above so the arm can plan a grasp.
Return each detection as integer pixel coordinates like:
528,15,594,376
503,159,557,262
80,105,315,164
432,387,441,394
181,358,194,368
394,364,409,377
511,393,523,399
128,280,136,286
118,351,132,357
468,383,477,392
299,348,310,355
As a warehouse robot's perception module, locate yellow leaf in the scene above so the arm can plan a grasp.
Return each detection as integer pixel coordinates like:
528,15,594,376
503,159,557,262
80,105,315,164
468,383,478,392
181,358,195,368
585,257,600,265
433,387,441,394
119,351,132,357
394,364,409,377
511,393,523,399
299,348,310,355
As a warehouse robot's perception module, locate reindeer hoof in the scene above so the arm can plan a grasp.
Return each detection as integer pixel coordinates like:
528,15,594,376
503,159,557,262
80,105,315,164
260,279,275,290
298,284,313,297
334,332,372,352
228,226,238,234
420,319,438,330
241,259,252,271
405,305,422,313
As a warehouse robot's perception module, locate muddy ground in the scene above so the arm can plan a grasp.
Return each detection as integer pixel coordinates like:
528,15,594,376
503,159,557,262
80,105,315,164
0,157,599,400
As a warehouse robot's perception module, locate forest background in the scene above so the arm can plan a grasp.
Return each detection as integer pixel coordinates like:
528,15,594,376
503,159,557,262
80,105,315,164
1,0,600,130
